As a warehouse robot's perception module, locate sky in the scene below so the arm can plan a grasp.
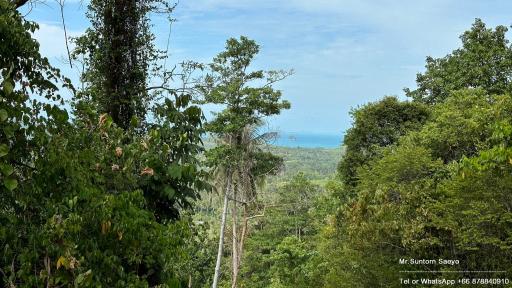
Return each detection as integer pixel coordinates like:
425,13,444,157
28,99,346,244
20,0,512,137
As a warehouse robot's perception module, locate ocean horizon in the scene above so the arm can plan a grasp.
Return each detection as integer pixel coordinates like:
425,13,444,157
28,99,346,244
272,132,343,148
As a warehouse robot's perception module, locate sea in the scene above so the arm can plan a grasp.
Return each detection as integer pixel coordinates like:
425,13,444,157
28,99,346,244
272,132,343,148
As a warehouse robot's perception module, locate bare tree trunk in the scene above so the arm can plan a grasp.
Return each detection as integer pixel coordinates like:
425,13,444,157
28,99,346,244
231,182,239,288
232,159,253,288
212,175,231,288
237,204,249,274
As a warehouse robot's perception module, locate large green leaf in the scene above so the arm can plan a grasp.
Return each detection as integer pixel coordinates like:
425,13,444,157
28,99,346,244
4,177,17,191
2,79,14,95
0,163,14,176
0,144,9,157
0,109,7,122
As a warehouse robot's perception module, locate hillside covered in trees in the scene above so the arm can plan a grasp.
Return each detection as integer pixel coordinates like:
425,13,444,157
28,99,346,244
3,0,512,287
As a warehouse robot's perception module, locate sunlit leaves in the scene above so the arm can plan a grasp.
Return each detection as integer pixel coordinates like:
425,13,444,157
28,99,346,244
406,19,512,104
338,96,430,188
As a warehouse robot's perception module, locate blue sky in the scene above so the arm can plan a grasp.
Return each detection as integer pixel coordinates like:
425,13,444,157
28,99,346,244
21,0,512,136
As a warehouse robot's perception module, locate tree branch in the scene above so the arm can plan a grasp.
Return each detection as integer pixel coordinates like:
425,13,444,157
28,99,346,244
56,0,72,68
12,0,30,8
228,196,247,205
246,203,294,220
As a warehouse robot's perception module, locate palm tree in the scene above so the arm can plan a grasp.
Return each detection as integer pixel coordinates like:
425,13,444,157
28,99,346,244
211,124,283,288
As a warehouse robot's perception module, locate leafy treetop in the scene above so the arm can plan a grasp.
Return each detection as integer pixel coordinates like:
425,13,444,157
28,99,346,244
405,19,512,104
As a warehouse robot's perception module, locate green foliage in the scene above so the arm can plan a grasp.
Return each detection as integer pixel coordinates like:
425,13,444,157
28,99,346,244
0,0,70,196
0,1,211,286
267,236,316,288
73,0,174,130
338,144,444,287
202,36,290,138
410,89,512,163
326,89,512,287
338,96,429,188
1,105,208,286
325,20,512,287
8,2,512,287
240,173,325,288
405,19,512,104
202,36,292,288
269,146,342,181
202,36,291,197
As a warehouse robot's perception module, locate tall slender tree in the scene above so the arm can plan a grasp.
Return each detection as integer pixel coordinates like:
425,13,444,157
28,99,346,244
73,0,174,130
203,36,291,288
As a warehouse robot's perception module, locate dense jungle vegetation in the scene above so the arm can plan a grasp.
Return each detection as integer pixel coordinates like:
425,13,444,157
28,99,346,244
2,0,512,287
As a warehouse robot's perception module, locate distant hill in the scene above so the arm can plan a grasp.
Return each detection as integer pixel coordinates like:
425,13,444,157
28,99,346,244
202,138,344,187
272,132,342,148
268,145,343,180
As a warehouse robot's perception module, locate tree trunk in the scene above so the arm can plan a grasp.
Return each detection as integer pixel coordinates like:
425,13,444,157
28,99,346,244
231,182,239,288
212,175,231,288
237,204,249,276
102,0,142,130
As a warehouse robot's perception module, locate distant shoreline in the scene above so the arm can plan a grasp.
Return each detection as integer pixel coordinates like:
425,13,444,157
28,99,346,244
272,132,343,148
203,132,344,149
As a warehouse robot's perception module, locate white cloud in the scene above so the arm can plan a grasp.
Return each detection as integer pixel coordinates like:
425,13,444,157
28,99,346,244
33,22,83,59
32,22,84,89
25,0,512,134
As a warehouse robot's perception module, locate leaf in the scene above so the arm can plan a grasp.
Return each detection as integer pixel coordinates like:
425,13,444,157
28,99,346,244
164,186,176,199
105,115,114,128
56,256,67,270
53,107,69,123
4,178,17,191
2,80,13,95
3,126,14,138
0,109,7,122
0,163,14,176
0,144,8,157
185,106,201,118
167,164,182,179
75,269,92,286
101,220,111,234
130,116,139,127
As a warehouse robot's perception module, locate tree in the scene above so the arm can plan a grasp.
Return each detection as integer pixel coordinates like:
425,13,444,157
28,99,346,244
240,173,322,288
322,18,512,288
405,19,512,104
338,96,429,188
326,89,512,287
73,0,174,130
0,0,211,286
73,0,209,222
202,36,291,288
410,89,502,163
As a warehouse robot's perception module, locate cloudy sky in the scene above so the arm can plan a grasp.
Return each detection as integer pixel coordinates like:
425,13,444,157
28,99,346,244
21,0,512,136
